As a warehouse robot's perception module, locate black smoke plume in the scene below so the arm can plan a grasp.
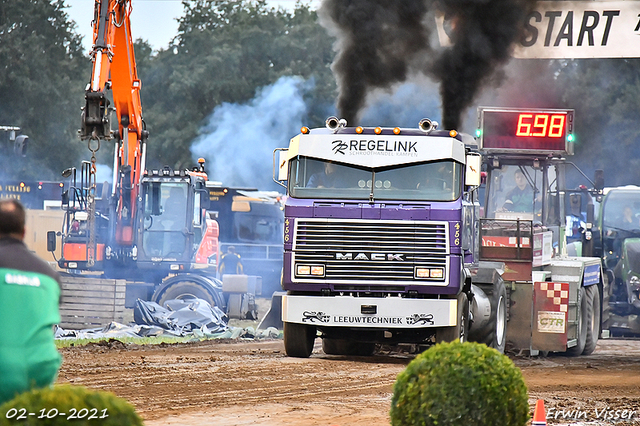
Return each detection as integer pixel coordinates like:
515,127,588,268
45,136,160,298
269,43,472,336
318,1,431,126
319,0,536,130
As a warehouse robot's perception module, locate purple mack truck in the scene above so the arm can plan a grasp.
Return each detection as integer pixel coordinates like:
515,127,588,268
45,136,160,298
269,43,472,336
272,117,505,358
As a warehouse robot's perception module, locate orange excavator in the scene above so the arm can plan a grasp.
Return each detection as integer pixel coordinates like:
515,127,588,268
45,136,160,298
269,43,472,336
48,0,256,318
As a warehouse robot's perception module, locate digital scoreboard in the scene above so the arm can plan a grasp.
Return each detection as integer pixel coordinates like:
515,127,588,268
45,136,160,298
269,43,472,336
477,107,574,155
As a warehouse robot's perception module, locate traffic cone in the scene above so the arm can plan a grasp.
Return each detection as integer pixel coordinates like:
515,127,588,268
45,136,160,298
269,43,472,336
532,399,547,425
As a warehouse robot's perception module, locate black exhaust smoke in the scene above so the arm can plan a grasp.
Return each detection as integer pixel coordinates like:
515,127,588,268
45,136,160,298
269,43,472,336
318,0,431,126
319,0,536,130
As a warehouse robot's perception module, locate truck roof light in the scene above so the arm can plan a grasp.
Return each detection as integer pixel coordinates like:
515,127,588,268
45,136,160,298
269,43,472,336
393,127,401,135
355,126,364,134
301,126,310,134
449,130,458,137
374,127,382,135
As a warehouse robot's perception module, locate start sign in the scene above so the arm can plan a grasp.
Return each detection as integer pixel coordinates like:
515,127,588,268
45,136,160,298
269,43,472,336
436,1,640,59
515,1,640,58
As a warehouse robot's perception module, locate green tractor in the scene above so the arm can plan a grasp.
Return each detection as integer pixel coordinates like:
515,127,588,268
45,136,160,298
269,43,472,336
594,185,640,335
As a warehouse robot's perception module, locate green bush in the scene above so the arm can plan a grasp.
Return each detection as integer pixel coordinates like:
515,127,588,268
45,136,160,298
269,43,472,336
0,385,143,426
390,341,529,426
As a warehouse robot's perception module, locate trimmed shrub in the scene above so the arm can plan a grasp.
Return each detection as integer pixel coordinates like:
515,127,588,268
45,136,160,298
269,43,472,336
390,341,529,426
0,385,143,426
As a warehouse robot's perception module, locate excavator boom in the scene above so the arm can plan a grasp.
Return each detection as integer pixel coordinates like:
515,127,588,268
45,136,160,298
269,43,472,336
81,0,147,246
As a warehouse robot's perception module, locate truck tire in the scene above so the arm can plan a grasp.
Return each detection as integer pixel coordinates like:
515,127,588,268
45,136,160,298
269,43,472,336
582,284,601,355
284,322,316,358
567,286,588,356
469,279,508,353
154,280,222,309
322,338,375,356
436,292,469,344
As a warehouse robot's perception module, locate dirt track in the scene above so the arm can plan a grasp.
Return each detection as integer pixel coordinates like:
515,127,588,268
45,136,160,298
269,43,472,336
55,336,640,426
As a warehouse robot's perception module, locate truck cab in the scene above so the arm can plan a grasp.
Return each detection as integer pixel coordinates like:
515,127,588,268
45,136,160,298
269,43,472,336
274,118,489,357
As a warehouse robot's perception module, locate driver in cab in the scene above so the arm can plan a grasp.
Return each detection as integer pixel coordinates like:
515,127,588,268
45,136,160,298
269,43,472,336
307,162,346,188
500,169,533,212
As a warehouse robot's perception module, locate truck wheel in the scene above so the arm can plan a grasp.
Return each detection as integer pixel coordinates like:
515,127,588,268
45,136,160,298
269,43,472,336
567,286,588,356
436,292,469,344
284,322,316,358
469,279,508,353
582,285,601,355
322,338,375,356
155,280,221,308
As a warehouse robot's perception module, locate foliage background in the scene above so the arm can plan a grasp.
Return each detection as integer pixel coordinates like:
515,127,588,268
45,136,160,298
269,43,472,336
1,0,638,188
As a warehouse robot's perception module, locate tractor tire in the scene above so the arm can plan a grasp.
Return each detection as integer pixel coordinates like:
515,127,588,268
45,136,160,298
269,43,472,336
322,338,375,356
469,279,508,353
567,286,588,356
284,322,316,358
154,280,221,309
436,292,469,344
582,284,601,355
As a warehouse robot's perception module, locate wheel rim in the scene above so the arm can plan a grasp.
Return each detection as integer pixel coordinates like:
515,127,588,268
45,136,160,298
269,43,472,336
496,295,506,346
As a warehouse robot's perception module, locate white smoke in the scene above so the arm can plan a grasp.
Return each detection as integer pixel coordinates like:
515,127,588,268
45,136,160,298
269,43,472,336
359,76,443,129
94,163,113,184
191,76,312,189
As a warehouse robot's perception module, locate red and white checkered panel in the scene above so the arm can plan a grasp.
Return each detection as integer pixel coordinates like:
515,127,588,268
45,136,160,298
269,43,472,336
537,282,569,313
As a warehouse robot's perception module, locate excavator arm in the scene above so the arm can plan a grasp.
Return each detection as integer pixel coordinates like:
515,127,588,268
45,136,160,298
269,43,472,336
81,0,147,246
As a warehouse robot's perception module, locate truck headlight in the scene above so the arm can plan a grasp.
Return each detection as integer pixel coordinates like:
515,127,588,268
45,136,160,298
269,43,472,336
297,265,311,275
296,264,325,277
415,267,444,279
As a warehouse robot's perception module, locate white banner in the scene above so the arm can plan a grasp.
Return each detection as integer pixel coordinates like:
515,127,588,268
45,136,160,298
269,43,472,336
436,1,640,59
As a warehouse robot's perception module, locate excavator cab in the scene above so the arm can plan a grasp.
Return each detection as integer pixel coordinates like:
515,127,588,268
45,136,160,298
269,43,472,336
136,170,211,273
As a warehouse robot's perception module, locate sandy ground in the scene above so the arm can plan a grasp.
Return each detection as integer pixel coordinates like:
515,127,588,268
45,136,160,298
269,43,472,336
55,336,640,426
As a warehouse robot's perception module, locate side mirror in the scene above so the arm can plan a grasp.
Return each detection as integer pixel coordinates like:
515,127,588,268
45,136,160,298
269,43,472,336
594,169,605,191
14,135,28,157
46,231,56,252
199,190,210,210
273,148,289,189
465,153,482,187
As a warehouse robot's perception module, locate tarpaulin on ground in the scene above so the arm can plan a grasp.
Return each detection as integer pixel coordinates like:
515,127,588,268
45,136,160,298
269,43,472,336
133,298,229,334
54,297,282,340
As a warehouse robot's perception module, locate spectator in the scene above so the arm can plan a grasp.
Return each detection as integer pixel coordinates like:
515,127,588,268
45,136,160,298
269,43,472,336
501,169,533,212
219,246,243,275
0,199,62,404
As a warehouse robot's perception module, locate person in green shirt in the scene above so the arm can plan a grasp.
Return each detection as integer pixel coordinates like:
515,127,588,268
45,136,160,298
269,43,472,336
0,199,62,404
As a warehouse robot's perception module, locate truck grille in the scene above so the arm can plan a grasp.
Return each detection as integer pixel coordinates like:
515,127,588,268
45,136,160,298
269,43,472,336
292,218,449,283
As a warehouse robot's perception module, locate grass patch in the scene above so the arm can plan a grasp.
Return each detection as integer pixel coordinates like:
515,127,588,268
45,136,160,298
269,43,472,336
55,335,201,348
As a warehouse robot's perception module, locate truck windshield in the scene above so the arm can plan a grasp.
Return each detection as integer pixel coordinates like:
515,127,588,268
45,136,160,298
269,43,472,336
288,157,461,201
